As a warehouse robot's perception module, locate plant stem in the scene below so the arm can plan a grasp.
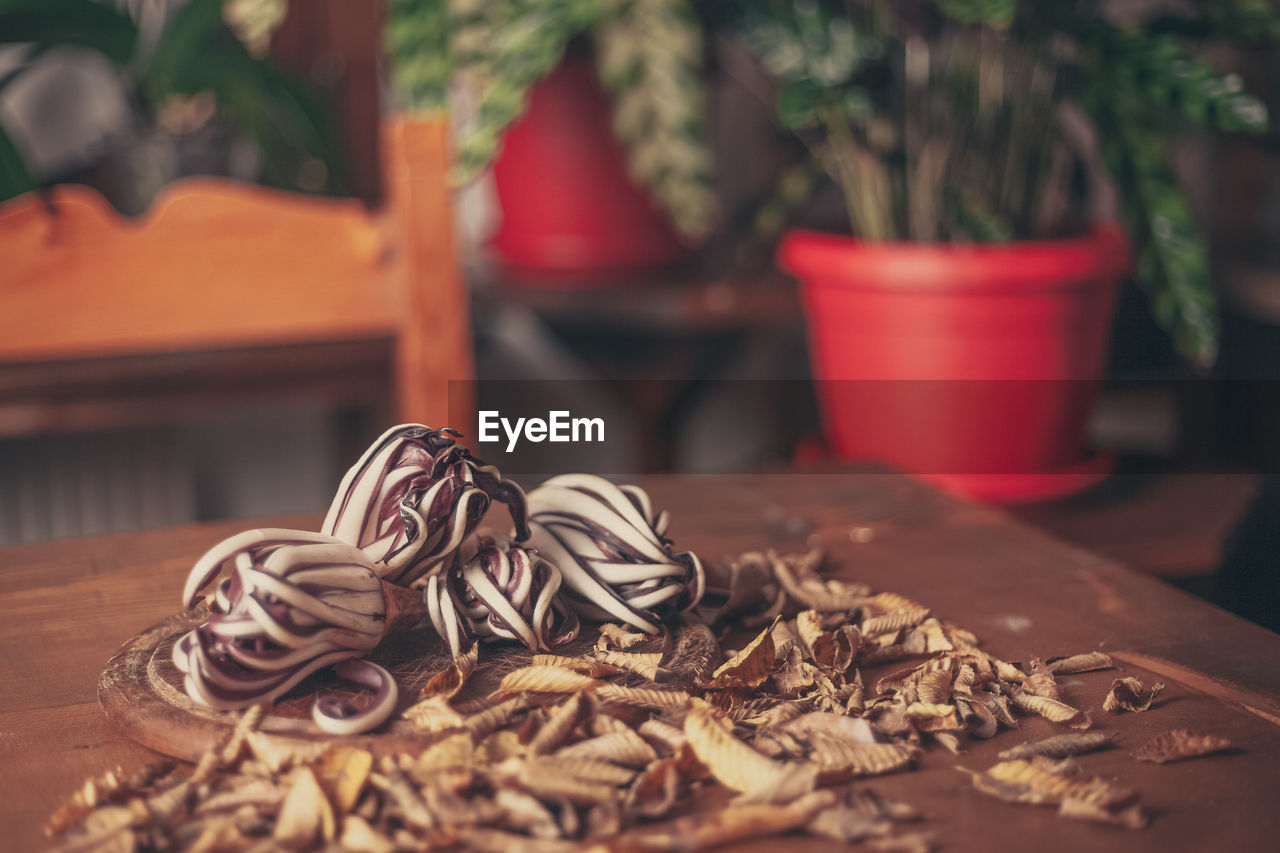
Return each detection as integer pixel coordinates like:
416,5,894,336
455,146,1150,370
819,104,888,240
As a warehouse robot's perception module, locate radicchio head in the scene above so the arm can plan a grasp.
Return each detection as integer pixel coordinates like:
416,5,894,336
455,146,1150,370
525,474,705,633
322,424,528,586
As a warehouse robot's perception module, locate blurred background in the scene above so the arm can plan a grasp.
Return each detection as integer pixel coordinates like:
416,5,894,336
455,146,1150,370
1,0,1278,630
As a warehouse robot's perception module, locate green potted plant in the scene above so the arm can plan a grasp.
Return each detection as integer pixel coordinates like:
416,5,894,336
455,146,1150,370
0,0,346,210
723,0,1271,501
387,0,717,276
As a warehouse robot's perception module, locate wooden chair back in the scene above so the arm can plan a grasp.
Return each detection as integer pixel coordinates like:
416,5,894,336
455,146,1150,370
0,119,472,436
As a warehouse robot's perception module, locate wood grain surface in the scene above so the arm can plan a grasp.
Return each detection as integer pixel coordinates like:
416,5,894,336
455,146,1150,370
2,473,1279,852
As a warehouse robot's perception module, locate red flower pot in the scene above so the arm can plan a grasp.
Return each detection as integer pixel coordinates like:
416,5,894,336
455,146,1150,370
779,226,1131,503
490,57,688,280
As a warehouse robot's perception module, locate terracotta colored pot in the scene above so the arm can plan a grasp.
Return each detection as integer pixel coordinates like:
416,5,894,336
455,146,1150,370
779,226,1132,503
490,57,687,280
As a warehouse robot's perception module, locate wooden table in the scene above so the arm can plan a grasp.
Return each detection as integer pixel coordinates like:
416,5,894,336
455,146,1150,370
1010,468,1260,580
3,473,1279,851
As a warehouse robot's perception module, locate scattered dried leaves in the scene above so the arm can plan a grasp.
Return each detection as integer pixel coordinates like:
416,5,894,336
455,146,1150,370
419,644,478,700
707,621,776,689
583,790,836,852
965,758,1147,829
655,621,719,688
599,624,648,651
497,665,603,695
56,545,1228,850
809,788,926,845
683,702,818,802
1103,677,1166,713
997,732,1116,761
533,654,619,678
593,649,664,682
1046,651,1115,674
1011,692,1092,729
1132,730,1235,764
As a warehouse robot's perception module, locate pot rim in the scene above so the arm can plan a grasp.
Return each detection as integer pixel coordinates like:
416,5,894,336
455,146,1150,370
779,224,1132,294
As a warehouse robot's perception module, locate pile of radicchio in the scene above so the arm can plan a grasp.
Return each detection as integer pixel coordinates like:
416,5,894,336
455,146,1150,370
175,424,704,733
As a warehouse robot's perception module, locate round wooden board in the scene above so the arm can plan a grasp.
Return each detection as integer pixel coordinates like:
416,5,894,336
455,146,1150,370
97,608,527,762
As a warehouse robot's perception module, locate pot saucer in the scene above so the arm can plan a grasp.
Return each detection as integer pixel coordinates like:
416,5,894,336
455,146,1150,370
919,453,1115,505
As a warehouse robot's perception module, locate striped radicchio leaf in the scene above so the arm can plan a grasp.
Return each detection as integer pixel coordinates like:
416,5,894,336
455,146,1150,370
175,528,391,720
323,424,529,586
426,533,580,655
525,474,706,634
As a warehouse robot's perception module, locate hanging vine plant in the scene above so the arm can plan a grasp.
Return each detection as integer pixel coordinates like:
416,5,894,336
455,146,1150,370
387,0,717,242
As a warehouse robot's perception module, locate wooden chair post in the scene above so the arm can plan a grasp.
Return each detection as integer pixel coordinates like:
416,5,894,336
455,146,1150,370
385,118,476,436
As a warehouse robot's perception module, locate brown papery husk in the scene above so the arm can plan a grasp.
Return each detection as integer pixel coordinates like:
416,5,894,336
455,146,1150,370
682,703,817,803
556,730,658,768
497,665,603,695
534,654,620,678
1046,651,1115,674
596,684,693,712
657,621,720,688
581,790,836,853
998,731,1116,761
967,758,1140,812
419,643,478,700
599,624,650,651
1011,692,1092,729
275,768,335,847
626,757,685,819
595,649,663,681
707,620,776,689
1132,729,1235,763
769,549,869,612
808,788,924,843
381,580,428,633
808,737,918,783
698,552,782,626
527,693,592,756
1103,677,1165,713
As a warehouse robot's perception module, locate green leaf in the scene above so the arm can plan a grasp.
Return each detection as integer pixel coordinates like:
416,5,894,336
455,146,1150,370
0,119,36,202
1073,22,1231,366
593,0,715,240
144,0,228,97
1139,186,1217,366
738,1,873,86
0,0,138,65
1100,113,1219,366
949,194,1013,242
160,46,350,195
1085,25,1268,134
843,87,873,123
777,79,822,129
387,0,450,110
1196,0,1280,46
242,60,351,194
935,0,1018,28
450,0,603,183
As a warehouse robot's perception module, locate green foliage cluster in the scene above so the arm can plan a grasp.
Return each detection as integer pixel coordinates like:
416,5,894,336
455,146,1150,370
387,0,716,240
726,0,1275,366
0,0,346,206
